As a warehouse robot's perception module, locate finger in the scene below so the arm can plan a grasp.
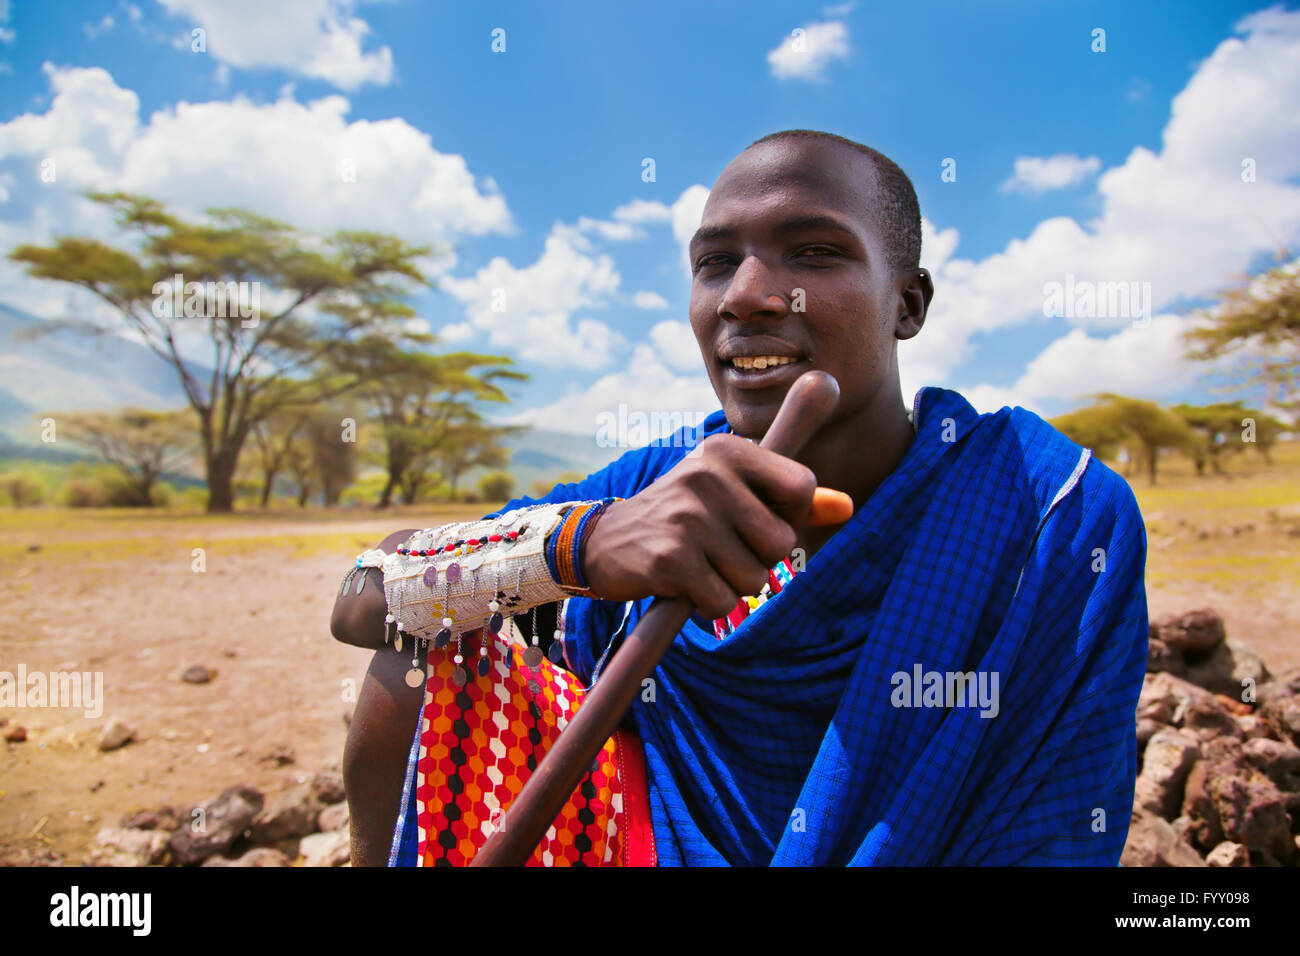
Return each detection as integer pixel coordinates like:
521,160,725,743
723,441,817,524
679,550,743,621
702,525,781,607
716,481,798,568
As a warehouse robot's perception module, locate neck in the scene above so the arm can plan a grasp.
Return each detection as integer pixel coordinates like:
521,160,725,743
792,380,914,550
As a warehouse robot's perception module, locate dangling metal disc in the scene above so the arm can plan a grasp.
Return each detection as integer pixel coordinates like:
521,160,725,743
523,646,543,669
405,667,425,688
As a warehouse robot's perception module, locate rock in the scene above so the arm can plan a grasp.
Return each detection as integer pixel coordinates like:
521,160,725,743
1184,640,1271,698
318,802,349,832
1180,739,1246,852
1147,637,1186,676
299,829,350,867
1259,695,1300,747
1242,738,1300,793
200,847,292,867
1138,672,1213,725
259,745,296,767
1135,729,1201,819
1205,841,1250,867
310,770,346,805
120,806,185,832
181,665,215,684
1180,696,1244,743
98,718,134,751
1257,667,1300,706
0,846,63,867
248,783,322,843
1136,718,1163,761
167,785,264,865
1213,693,1253,717
89,827,169,867
1121,808,1207,867
4,725,27,743
1152,609,1225,660
1236,714,1271,740
1203,767,1294,863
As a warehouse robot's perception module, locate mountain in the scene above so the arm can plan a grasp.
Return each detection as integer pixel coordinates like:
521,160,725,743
0,301,199,444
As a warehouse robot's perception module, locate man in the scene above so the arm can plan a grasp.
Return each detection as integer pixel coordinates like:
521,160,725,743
331,129,1149,866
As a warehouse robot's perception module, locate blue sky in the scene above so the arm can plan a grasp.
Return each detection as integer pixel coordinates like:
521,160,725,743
1,0,1298,438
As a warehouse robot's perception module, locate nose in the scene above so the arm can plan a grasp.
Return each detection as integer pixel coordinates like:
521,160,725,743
717,256,789,322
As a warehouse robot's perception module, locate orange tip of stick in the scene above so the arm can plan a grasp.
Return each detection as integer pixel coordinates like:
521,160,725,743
808,487,854,526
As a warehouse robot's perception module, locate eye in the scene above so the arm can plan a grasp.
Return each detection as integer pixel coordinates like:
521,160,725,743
795,245,839,258
694,253,731,272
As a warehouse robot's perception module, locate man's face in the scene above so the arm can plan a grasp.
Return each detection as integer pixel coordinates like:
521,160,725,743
688,139,923,438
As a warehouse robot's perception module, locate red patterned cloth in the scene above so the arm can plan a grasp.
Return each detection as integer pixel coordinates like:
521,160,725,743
415,629,655,866
414,554,800,865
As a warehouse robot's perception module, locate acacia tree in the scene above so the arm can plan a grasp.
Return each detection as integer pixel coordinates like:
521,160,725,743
50,406,195,506
331,334,525,507
8,192,438,512
1053,395,1198,484
244,385,315,508
1183,258,1300,421
433,417,521,501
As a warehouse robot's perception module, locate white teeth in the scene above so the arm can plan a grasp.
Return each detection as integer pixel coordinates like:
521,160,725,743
731,355,797,370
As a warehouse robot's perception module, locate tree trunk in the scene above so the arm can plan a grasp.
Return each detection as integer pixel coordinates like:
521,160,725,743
377,473,396,509
260,468,277,508
206,447,239,513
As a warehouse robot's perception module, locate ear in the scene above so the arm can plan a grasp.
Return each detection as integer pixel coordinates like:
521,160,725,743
895,269,933,341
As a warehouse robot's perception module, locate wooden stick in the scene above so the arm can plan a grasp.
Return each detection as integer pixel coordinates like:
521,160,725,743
470,370,841,866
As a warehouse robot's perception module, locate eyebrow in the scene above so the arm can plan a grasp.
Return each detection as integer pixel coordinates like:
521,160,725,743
689,214,861,254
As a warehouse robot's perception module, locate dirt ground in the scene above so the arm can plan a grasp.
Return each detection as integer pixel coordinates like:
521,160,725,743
1,455,1297,863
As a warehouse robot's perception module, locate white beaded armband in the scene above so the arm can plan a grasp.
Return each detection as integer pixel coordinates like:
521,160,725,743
379,500,591,649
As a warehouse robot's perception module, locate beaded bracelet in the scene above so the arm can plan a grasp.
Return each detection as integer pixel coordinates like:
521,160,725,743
544,496,621,597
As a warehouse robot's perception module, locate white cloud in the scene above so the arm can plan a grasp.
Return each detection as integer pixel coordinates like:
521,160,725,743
648,320,703,372
0,0,13,44
504,343,717,439
439,225,624,369
612,199,673,224
671,184,711,279
767,21,851,81
902,8,1300,396
633,290,669,310
0,64,513,359
156,0,394,90
83,15,116,40
1000,153,1101,194
575,216,643,241
957,307,1273,417
436,322,473,343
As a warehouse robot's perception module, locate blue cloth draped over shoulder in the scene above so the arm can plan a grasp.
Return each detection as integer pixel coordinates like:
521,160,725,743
458,385,1148,865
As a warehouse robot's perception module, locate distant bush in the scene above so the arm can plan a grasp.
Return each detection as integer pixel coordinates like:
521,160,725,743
340,474,390,507
57,463,146,507
478,471,514,502
0,470,47,508
176,487,209,510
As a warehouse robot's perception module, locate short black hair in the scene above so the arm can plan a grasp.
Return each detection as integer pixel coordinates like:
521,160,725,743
747,129,922,274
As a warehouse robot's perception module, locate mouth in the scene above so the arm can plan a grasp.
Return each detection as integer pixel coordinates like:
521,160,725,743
718,352,810,390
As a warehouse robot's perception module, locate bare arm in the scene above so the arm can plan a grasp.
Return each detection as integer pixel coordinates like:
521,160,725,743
344,644,424,866
329,528,417,649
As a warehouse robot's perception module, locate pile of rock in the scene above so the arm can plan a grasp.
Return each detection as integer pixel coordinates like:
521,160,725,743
1123,608,1300,867
88,770,352,867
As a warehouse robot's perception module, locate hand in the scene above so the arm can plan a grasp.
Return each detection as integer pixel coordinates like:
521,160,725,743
580,434,816,619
